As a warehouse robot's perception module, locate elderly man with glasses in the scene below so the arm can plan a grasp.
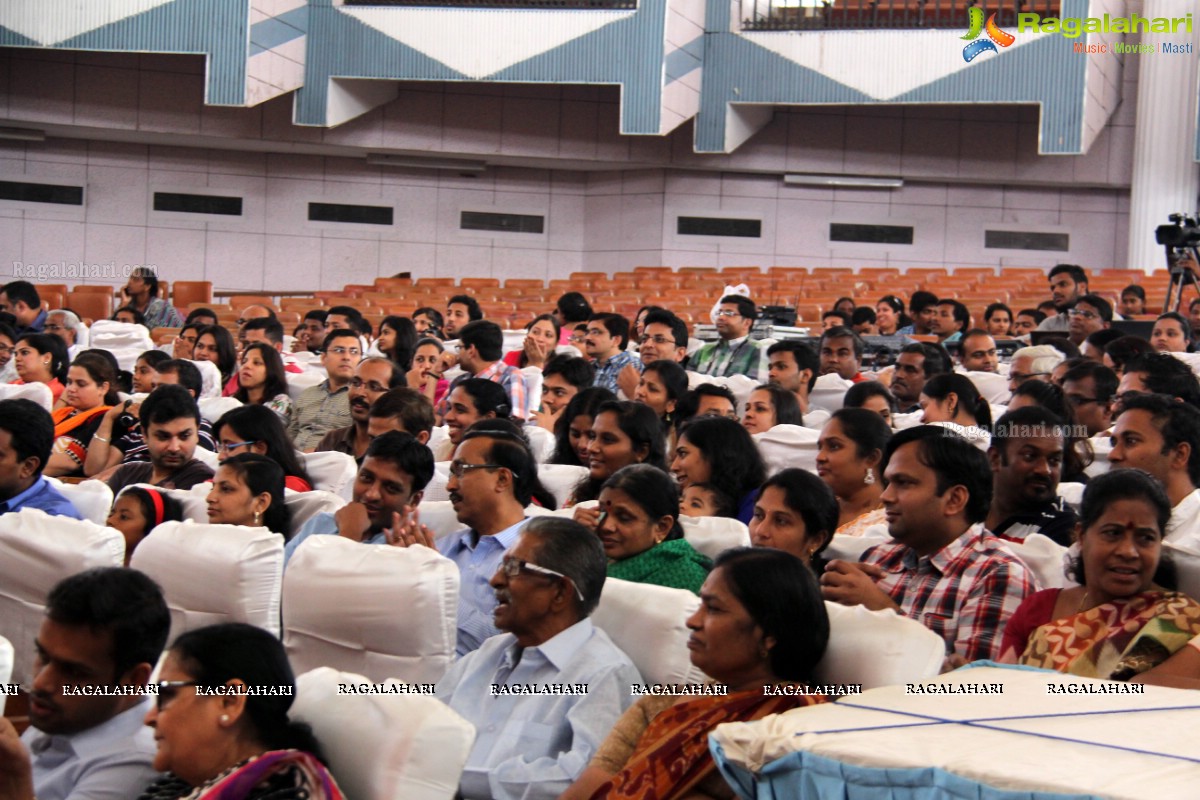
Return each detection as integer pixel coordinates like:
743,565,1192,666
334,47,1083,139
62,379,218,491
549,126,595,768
436,515,641,800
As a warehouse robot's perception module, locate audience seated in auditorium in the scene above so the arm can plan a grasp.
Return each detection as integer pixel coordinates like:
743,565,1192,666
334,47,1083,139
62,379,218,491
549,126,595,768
294,309,328,354
563,548,829,800
374,315,417,371
441,378,513,460
443,295,482,340
766,340,823,424
0,399,82,518
363,387,436,445
1103,335,1154,377
408,336,449,407
323,305,365,341
213,405,313,492
1038,264,1089,332
550,387,616,467
314,357,405,460
234,342,293,425
141,623,343,800
46,353,120,478
1080,327,1123,363
822,425,1035,663
438,517,640,800
439,320,527,422
818,326,867,383
741,383,802,435
107,486,184,564
1120,284,1146,317
821,310,849,331
850,306,877,336
235,302,275,335
1119,352,1200,405
889,342,951,415
681,383,739,422
931,300,969,344
1061,361,1118,437
817,408,890,536
119,267,181,329
193,325,239,395
984,407,1077,546
1008,345,1064,393
589,464,709,593
843,381,897,428
586,313,643,396
0,280,47,335
633,360,688,442
1108,393,1200,550
131,350,169,394
897,290,937,336
285,431,434,563
240,317,304,374
206,453,290,536
637,310,689,365
13,332,68,403
679,482,735,519
1150,312,1192,353
288,329,362,451
113,306,146,327
551,293,592,345
104,385,214,493
172,322,202,360
569,401,668,510
751,468,838,571
503,314,559,370
0,568,169,800
1066,294,1113,347
672,416,765,524
1011,308,1044,337
983,303,1013,338
44,310,83,359
958,329,999,373
874,296,907,336
412,306,444,340
689,296,760,380
919,373,993,447
1001,470,1200,680
532,355,594,431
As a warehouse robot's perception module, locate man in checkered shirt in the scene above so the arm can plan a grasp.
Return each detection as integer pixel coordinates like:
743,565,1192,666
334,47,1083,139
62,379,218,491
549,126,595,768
821,425,1036,663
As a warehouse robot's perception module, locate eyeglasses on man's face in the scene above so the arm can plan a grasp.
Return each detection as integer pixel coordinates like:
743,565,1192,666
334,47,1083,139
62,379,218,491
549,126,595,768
448,460,504,478
638,334,677,346
499,556,585,602
326,347,362,357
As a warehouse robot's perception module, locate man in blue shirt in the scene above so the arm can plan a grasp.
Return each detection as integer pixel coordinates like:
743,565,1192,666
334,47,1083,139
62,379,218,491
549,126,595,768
0,568,170,800
437,516,641,800
587,313,643,396
284,431,435,563
0,399,82,519
0,280,45,336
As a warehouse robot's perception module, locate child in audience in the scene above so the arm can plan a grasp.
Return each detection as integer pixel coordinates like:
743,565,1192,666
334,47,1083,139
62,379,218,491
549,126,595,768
679,483,735,518
106,486,184,565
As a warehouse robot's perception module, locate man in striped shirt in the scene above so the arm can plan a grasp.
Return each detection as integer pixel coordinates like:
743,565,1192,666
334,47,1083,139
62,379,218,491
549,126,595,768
821,425,1035,663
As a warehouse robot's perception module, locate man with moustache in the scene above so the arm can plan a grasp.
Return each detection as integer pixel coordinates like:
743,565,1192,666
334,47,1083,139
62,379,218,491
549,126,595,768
690,296,761,380
890,343,951,415
984,407,1077,546
0,568,169,800
1037,264,1089,333
315,358,406,460
283,431,435,564
436,517,640,800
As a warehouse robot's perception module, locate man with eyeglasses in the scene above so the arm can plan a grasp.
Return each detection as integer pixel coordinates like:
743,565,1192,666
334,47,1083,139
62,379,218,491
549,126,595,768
690,295,760,380
235,303,275,331
103,384,214,493
1065,294,1111,346
287,329,362,451
636,310,689,365
1061,361,1118,437
44,310,82,358
283,431,435,565
1007,345,1064,394
0,568,169,800
1036,264,1089,333
437,516,641,800
314,358,406,460
585,313,642,396
984,407,1077,546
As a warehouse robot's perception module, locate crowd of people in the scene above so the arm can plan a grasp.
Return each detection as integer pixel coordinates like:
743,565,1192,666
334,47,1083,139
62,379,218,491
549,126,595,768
4,262,1200,799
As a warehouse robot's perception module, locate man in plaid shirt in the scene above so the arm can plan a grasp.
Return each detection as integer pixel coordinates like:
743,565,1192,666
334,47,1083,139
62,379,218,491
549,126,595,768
689,295,761,380
822,425,1036,663
437,320,527,421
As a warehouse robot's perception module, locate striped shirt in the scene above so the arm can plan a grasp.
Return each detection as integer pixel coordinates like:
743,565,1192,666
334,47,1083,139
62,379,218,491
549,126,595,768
288,379,352,451
861,523,1036,662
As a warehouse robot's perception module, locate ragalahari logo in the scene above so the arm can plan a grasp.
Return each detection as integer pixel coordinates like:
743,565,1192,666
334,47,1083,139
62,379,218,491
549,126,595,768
961,7,1015,61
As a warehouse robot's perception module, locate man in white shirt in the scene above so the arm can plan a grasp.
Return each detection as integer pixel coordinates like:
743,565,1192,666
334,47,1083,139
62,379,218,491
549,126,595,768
1108,393,1200,549
0,568,170,800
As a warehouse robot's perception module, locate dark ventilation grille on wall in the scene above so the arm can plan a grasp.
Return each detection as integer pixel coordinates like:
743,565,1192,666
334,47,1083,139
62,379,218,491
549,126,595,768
154,192,243,216
677,216,762,238
829,223,913,245
308,202,394,226
461,211,545,234
985,230,1070,252
0,180,83,206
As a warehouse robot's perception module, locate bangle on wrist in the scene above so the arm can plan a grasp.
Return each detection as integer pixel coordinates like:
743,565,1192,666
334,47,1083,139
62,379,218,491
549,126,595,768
93,435,109,443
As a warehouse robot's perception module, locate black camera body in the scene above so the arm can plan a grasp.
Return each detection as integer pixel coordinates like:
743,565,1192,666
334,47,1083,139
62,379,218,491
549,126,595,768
1156,212,1200,249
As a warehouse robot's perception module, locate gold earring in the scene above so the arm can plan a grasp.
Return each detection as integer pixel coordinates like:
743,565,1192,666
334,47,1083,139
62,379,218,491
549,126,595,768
253,511,262,526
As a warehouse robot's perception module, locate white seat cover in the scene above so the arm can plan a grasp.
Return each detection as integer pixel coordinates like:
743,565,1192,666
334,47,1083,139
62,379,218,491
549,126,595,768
520,365,543,418
678,515,750,560
423,462,452,502
1085,434,1112,477
962,370,1012,405
89,320,153,351
189,359,223,399
824,531,892,563
592,577,707,686
50,477,113,525
753,424,820,476
286,369,326,402
537,463,588,508
198,396,242,425
130,520,284,640
1057,481,1085,512
524,424,555,464
0,382,53,410
0,508,124,684
685,372,758,411
292,667,474,800
1166,541,1200,601
816,601,945,689
0,635,12,686
421,500,464,539
284,537,459,684
1004,532,1070,590
302,451,358,498
284,489,346,537
809,373,853,412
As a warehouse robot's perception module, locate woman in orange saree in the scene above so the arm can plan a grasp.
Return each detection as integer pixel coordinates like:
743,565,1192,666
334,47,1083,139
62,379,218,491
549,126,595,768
561,548,830,800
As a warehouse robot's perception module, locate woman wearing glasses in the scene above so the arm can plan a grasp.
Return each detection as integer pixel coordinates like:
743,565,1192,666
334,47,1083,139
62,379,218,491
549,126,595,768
141,622,344,800
206,453,291,536
213,406,313,492
233,343,293,425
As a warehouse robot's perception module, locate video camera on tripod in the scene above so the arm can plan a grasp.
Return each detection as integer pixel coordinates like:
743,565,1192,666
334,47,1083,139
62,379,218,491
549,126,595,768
1156,213,1200,313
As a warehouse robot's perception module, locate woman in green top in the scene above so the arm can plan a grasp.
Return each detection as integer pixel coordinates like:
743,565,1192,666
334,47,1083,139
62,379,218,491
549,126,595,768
594,463,711,594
